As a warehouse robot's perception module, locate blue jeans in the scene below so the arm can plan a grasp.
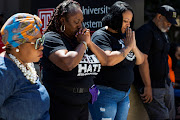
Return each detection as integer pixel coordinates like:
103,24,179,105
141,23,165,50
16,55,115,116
89,85,130,120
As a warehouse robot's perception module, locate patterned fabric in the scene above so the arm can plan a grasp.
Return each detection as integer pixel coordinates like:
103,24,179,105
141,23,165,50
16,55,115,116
0,13,42,49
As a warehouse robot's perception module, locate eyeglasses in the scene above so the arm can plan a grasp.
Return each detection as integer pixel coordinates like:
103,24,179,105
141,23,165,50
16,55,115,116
26,35,45,49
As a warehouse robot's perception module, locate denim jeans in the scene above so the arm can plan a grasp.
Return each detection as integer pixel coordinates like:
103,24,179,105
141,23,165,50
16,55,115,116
89,85,130,120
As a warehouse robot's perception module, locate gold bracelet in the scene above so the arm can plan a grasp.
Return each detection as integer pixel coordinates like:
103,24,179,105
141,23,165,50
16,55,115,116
82,41,87,50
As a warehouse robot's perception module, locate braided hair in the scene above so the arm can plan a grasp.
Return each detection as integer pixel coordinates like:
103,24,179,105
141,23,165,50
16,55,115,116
44,0,81,33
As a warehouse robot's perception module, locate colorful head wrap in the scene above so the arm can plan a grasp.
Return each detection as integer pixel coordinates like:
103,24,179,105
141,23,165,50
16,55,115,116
0,13,42,49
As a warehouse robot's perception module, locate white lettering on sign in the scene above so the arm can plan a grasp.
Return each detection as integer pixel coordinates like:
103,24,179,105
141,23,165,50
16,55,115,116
82,5,110,15
83,20,102,29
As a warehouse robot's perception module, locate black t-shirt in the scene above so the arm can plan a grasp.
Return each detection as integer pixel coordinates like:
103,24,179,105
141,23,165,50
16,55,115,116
134,20,171,89
41,31,101,105
92,27,136,92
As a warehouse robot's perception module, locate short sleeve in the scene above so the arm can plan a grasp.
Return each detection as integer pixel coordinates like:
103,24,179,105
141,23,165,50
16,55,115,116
43,32,67,58
135,26,153,55
92,32,112,51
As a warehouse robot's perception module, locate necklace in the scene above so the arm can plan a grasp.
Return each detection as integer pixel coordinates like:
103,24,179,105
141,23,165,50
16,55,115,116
8,54,38,84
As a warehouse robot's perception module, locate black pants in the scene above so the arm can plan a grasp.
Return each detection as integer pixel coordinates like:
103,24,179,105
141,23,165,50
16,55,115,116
49,93,89,120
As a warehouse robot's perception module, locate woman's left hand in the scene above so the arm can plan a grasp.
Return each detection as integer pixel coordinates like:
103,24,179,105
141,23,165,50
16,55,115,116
131,30,137,51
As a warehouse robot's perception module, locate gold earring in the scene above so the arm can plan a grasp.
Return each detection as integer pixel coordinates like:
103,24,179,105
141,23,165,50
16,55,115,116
60,24,65,32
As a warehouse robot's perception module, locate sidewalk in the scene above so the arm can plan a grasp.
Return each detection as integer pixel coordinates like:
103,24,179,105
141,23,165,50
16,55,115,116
127,85,149,120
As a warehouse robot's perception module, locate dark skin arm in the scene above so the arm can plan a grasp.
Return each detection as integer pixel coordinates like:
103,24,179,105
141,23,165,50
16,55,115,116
76,28,107,66
49,28,107,71
104,28,144,66
49,43,86,71
49,28,87,71
139,54,153,103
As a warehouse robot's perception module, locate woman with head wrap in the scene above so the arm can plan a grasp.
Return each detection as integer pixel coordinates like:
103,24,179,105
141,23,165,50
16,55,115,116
0,13,50,120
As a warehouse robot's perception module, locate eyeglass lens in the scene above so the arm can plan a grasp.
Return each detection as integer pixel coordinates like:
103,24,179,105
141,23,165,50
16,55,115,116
35,36,45,49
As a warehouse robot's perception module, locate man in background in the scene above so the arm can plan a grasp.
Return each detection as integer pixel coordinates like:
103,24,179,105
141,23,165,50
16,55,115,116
134,5,176,119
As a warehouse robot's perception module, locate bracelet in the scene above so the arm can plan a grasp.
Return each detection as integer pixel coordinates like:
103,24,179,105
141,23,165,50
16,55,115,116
82,41,87,50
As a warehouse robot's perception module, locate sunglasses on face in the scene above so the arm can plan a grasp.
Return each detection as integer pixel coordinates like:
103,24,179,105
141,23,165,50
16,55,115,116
26,35,45,49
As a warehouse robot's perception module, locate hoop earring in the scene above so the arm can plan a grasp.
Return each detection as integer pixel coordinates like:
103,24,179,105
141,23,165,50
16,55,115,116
60,24,65,32
16,48,20,53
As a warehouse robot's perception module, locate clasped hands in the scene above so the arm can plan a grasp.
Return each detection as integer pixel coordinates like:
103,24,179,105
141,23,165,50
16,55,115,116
75,27,91,46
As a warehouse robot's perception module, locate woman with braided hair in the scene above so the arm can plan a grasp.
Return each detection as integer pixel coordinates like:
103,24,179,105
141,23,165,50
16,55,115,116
41,0,107,119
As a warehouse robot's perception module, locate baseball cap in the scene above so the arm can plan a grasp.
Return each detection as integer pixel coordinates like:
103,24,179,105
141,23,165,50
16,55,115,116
157,5,177,25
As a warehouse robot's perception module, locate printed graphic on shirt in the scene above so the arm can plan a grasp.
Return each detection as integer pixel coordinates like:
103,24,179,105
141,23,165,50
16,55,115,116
77,54,101,76
118,39,136,61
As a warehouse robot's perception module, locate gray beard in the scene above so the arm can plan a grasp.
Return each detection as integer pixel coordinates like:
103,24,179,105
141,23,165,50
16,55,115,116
159,27,170,33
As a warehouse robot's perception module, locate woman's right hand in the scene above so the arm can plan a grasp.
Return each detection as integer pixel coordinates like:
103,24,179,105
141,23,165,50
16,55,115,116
124,27,135,49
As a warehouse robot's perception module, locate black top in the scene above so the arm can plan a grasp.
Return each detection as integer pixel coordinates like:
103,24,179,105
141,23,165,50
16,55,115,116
92,27,136,92
134,20,171,88
41,31,101,105
175,61,180,82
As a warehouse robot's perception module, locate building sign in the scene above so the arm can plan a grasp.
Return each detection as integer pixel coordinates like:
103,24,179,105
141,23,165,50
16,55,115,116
0,34,4,53
76,0,114,32
81,5,110,34
37,6,109,33
36,0,122,33
38,8,54,33
33,0,142,33
81,5,110,30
